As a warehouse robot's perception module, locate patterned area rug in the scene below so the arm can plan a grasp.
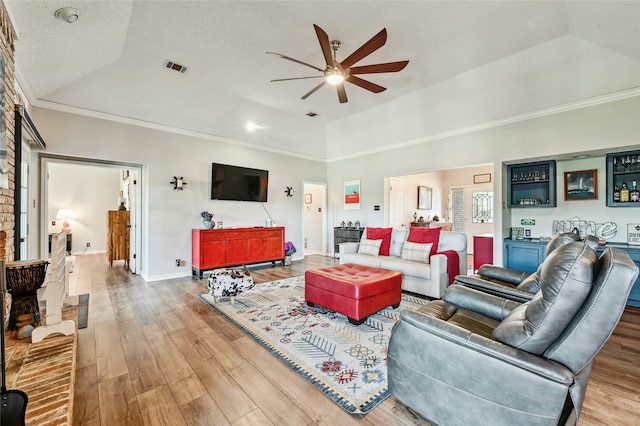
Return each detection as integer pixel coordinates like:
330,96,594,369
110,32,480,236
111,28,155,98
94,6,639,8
198,276,428,414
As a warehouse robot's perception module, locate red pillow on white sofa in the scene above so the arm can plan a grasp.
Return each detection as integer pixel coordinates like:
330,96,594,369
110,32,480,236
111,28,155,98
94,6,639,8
365,227,393,256
407,227,440,257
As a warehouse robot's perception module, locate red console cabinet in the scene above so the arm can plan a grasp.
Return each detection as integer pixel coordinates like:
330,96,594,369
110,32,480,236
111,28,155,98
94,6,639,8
192,227,285,278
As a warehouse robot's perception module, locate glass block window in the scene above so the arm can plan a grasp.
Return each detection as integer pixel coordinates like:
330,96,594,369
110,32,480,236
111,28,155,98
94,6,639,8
451,189,465,232
472,192,493,223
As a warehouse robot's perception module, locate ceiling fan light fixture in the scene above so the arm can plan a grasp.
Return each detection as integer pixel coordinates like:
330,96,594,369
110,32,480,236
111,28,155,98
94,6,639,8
326,71,344,85
54,7,79,23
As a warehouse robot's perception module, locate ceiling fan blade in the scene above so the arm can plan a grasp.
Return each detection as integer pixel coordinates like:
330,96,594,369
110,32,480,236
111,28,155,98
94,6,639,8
340,28,387,69
346,75,386,93
337,83,348,103
301,81,327,100
349,60,409,75
266,52,324,72
270,76,324,82
313,24,334,66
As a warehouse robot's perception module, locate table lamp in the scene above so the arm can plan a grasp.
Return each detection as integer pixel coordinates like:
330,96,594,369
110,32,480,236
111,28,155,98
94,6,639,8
55,209,77,234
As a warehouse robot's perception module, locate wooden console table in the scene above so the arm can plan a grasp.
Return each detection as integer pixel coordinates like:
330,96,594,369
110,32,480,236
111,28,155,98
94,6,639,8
410,222,453,231
192,227,285,278
107,210,130,268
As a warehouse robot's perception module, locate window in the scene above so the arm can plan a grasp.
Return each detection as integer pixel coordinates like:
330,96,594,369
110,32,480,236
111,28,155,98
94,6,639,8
472,192,493,223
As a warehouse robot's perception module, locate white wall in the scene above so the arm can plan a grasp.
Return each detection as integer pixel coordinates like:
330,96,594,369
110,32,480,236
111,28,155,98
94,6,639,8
400,173,445,224
47,163,121,254
327,96,640,265
31,108,327,281
30,95,640,274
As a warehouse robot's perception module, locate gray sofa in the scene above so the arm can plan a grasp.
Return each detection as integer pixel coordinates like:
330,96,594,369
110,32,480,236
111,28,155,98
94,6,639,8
388,242,639,425
339,228,467,299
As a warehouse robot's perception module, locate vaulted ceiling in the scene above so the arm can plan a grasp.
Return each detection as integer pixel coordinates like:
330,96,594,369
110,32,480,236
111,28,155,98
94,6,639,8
5,1,640,160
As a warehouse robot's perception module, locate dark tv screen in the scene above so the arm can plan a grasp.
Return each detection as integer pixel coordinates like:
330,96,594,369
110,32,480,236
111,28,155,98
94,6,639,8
211,163,269,202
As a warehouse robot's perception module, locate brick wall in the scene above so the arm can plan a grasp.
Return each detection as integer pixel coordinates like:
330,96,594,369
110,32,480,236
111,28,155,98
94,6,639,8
0,5,14,261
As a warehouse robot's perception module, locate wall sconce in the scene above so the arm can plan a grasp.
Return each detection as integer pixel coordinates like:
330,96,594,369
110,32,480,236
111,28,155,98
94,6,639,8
170,176,187,190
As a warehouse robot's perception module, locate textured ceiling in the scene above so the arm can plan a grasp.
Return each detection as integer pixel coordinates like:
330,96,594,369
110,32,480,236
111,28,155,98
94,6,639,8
5,1,640,160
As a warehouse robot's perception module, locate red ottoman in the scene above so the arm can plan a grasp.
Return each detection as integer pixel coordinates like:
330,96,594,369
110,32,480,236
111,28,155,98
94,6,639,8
305,263,402,325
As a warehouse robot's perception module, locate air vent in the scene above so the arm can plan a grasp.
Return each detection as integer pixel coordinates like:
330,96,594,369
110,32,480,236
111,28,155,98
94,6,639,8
165,60,188,73
306,112,318,117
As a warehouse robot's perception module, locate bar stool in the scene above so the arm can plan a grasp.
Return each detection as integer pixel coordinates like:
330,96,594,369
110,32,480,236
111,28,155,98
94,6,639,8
6,260,49,329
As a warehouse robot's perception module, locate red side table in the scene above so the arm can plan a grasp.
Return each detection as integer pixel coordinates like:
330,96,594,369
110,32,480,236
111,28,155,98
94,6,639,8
473,234,494,272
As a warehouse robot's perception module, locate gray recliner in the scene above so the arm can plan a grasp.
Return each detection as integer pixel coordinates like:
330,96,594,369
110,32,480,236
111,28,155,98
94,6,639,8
388,242,638,426
453,232,589,303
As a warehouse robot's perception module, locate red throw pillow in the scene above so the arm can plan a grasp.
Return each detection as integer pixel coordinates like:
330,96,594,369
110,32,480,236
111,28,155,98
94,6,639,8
366,227,393,256
407,227,441,257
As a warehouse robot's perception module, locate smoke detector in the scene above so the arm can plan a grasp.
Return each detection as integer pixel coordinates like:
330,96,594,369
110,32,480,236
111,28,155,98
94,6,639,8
54,7,79,23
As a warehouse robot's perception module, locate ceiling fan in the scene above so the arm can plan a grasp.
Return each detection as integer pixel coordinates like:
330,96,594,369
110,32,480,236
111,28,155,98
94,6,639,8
267,24,409,104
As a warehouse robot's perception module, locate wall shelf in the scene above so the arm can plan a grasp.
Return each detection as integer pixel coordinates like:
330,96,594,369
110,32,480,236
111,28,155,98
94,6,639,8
606,150,640,207
507,160,556,208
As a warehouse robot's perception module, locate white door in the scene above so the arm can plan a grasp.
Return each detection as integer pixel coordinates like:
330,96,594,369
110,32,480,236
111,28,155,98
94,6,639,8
389,178,405,228
464,186,494,253
303,182,327,255
451,186,494,255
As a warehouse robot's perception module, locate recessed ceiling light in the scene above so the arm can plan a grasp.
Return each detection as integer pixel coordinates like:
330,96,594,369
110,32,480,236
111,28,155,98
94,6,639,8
54,7,79,23
246,122,258,132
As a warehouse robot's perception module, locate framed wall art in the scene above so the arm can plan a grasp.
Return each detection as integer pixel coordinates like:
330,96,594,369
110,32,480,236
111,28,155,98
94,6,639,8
473,173,491,184
418,186,432,210
564,169,597,201
344,180,361,210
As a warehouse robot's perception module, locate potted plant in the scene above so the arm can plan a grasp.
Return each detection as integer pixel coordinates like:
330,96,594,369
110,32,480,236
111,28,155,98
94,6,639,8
200,211,214,229
284,241,296,265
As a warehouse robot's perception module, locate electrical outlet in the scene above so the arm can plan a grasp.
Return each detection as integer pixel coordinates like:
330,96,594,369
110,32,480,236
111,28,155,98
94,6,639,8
175,259,181,267
86,242,90,247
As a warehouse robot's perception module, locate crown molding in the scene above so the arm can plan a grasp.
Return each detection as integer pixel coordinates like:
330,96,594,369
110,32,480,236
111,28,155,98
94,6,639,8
327,87,640,163
28,98,327,163
24,86,639,165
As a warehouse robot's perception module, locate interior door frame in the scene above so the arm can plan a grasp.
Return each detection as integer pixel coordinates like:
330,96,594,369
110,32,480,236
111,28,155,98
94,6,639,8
388,177,405,229
302,181,327,256
37,154,144,274
17,140,31,259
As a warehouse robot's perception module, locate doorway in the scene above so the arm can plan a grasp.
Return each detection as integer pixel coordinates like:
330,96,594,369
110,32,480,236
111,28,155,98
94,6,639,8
38,155,143,274
386,165,495,254
450,185,494,252
388,177,405,228
302,182,327,256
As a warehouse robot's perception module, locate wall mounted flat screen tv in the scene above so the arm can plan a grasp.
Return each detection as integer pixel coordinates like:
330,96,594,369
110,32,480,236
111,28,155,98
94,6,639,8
211,163,269,202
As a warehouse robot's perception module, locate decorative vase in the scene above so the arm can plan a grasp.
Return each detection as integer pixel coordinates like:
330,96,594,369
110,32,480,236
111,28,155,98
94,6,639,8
203,220,213,229
284,255,292,266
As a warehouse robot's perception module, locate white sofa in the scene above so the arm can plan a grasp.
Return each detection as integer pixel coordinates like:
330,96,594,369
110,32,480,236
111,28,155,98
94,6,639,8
339,229,468,299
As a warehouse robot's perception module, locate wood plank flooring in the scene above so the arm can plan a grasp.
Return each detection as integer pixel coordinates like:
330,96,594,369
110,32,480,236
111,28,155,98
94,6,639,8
72,254,640,425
